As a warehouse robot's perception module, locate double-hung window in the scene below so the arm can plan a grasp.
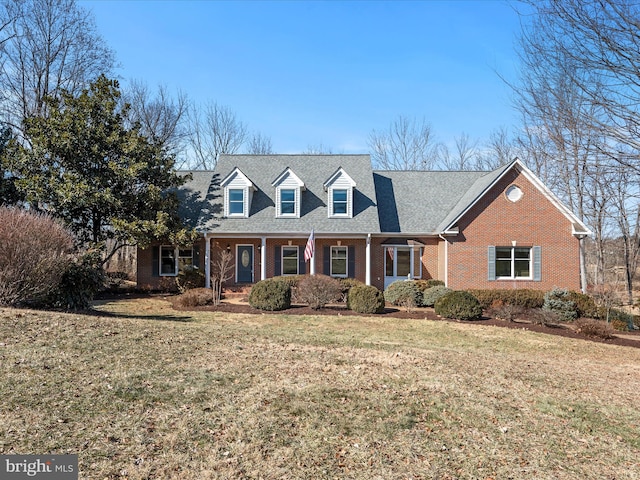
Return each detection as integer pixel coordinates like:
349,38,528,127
495,247,531,279
282,246,299,275
280,189,296,215
332,189,348,215
160,246,193,276
330,246,348,277
228,189,245,215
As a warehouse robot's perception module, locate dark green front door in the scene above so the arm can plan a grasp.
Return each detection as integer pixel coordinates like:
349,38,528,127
237,245,253,283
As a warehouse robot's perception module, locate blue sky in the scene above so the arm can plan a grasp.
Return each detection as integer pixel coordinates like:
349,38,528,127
82,0,523,154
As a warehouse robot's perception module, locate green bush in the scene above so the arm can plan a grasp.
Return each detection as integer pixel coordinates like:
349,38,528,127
422,285,452,307
248,279,291,311
347,284,385,314
384,280,422,308
271,275,303,290
467,289,545,309
434,290,483,321
543,287,577,322
296,274,343,310
53,251,105,310
176,266,205,292
607,308,634,331
413,279,444,292
567,291,599,318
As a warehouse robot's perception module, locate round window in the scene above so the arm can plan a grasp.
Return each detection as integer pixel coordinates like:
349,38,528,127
506,185,523,203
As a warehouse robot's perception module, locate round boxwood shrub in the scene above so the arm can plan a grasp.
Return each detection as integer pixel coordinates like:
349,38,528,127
296,274,343,310
248,279,291,311
434,290,483,320
422,285,452,307
347,284,385,314
384,280,422,308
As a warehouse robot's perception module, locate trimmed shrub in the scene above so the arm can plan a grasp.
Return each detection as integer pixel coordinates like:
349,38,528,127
176,266,205,293
422,285,452,307
435,290,483,321
384,280,422,308
53,251,105,310
347,284,385,314
271,275,303,290
567,291,599,318
426,279,446,287
543,287,577,322
467,289,545,309
607,308,634,331
575,318,616,339
0,207,74,307
296,274,343,309
413,279,444,292
248,279,291,311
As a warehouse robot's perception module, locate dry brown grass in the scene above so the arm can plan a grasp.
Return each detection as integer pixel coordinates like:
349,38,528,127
1,297,639,479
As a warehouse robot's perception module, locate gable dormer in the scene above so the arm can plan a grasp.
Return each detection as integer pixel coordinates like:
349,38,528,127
220,167,255,218
323,167,356,218
272,167,306,218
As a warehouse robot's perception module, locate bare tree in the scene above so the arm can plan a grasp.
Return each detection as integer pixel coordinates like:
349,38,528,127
475,127,519,170
368,115,439,170
0,0,115,130
303,142,333,154
438,132,479,170
210,248,233,306
245,131,273,154
122,79,189,158
187,101,247,169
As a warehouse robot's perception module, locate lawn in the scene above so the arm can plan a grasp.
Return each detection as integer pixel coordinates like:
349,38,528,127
1,296,639,479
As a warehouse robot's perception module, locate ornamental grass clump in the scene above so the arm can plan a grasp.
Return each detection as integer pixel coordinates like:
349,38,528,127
248,279,291,311
434,290,483,321
347,284,385,314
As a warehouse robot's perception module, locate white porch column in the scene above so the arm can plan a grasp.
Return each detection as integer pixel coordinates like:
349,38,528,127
310,249,316,275
261,236,267,281
409,246,415,280
365,234,371,285
204,235,211,289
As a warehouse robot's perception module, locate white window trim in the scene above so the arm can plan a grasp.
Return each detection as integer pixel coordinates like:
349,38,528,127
330,245,348,277
276,187,299,218
329,187,352,218
495,246,533,280
226,187,247,217
159,245,193,277
281,245,299,276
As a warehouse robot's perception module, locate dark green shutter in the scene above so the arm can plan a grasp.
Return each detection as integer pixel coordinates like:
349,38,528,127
193,244,201,270
323,246,330,275
298,245,306,274
533,246,542,281
487,246,496,281
152,246,159,277
348,246,356,278
274,245,281,276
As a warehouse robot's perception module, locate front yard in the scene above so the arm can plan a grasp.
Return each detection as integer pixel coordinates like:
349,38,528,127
1,297,639,479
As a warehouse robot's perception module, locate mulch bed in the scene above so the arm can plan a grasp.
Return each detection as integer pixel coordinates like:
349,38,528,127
175,299,640,350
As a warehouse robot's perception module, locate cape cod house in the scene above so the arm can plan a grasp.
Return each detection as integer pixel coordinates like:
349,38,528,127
137,154,591,292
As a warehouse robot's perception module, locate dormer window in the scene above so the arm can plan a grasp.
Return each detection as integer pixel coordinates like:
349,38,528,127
221,167,255,218
280,189,296,215
332,189,348,215
228,189,245,215
324,167,356,218
272,167,305,218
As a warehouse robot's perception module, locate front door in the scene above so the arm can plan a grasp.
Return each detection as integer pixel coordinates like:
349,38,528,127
237,245,254,283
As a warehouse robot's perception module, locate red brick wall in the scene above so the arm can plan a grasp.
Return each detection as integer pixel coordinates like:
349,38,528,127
445,169,581,291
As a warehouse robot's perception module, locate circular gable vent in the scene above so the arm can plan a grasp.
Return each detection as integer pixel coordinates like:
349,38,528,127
505,185,523,203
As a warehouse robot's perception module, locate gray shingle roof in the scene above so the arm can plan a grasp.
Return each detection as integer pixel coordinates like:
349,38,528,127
373,170,489,233
197,154,380,235
174,158,527,236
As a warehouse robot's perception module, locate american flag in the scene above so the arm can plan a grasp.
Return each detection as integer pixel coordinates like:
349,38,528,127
304,229,315,261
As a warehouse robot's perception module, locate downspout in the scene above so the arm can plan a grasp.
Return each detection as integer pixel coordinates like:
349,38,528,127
366,233,371,286
438,233,448,288
204,234,211,289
